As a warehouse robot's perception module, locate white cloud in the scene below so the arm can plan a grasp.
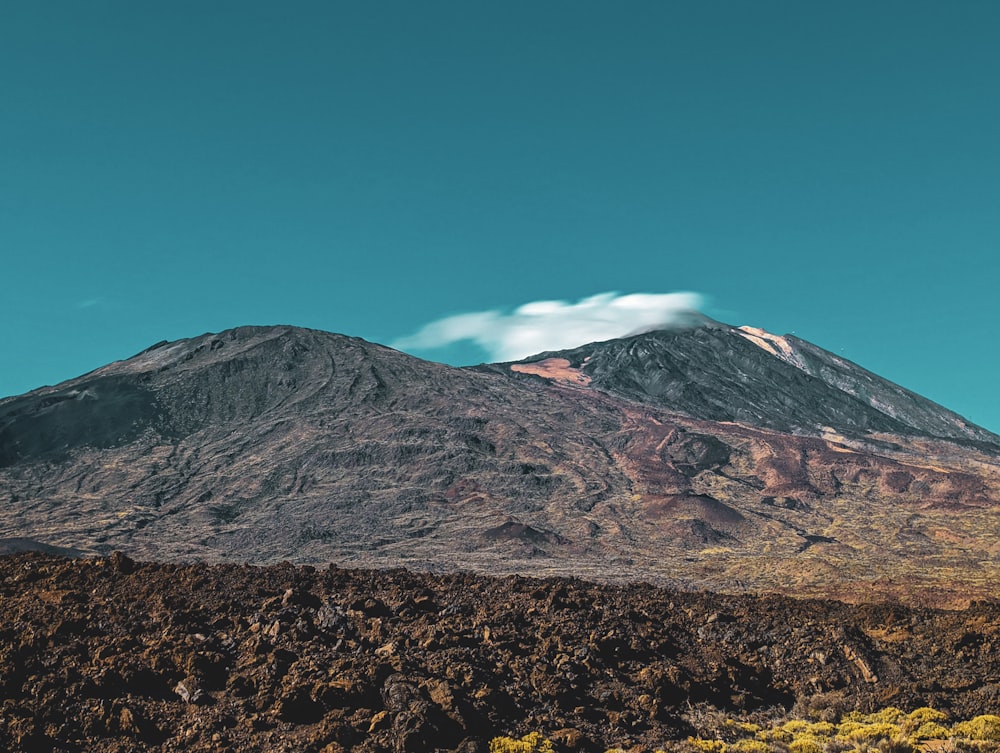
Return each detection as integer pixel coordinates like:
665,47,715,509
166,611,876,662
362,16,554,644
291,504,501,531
393,291,704,362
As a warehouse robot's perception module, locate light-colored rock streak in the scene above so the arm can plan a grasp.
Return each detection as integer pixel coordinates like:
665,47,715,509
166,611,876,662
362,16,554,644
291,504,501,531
510,358,592,386
736,326,808,370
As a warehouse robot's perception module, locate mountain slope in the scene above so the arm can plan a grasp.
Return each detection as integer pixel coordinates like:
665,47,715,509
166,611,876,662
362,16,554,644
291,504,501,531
1,322,998,605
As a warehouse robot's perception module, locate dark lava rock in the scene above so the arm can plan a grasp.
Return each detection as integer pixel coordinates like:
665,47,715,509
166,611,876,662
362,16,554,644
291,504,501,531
0,376,171,468
1,552,998,753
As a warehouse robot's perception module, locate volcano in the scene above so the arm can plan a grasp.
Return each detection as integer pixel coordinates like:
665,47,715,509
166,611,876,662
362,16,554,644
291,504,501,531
1,321,998,606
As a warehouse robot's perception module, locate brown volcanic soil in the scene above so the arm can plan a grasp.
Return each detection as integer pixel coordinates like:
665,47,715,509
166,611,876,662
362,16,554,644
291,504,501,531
3,553,1000,753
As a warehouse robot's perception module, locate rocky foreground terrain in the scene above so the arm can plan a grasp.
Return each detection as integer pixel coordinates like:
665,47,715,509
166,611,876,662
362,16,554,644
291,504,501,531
2,552,999,753
1,323,999,607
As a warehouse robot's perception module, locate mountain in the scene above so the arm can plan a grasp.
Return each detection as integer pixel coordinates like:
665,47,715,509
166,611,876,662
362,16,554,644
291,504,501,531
1,322,998,606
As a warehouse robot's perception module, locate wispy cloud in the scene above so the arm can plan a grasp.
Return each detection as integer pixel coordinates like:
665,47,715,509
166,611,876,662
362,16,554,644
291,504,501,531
393,291,704,362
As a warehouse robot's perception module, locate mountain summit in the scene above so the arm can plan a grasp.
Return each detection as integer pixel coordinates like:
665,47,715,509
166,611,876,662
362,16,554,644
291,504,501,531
1,323,998,605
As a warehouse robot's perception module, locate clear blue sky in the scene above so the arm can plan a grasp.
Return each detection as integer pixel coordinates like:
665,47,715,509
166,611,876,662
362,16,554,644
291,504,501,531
2,1,998,433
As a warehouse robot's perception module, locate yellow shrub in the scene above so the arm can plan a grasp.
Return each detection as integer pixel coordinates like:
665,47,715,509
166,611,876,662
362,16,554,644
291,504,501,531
953,715,1000,742
865,707,905,725
804,721,835,737
782,721,810,734
912,721,951,740
489,732,554,753
788,738,823,753
843,722,902,741
656,709,1000,753
906,707,948,725
688,737,728,753
730,740,769,753
836,721,866,737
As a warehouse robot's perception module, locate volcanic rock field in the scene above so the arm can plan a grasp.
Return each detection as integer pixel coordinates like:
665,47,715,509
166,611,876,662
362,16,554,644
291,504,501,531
3,552,999,752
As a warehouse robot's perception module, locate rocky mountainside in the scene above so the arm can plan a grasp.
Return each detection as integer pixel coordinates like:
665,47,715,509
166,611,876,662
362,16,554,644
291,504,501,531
1,323,998,605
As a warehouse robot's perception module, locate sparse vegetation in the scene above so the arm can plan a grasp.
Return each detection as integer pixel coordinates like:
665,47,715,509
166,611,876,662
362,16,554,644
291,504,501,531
491,709,1000,753
679,708,1000,753
489,731,555,753
952,715,1000,743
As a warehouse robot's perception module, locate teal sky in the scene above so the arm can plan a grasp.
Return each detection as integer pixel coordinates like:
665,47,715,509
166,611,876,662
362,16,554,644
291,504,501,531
2,2,998,433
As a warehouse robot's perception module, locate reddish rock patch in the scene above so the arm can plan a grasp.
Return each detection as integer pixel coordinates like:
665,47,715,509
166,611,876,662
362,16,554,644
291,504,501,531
510,358,592,385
